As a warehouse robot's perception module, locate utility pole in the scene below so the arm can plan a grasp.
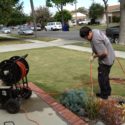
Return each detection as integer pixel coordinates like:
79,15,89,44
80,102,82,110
75,0,77,26
92,0,95,3
30,0,37,37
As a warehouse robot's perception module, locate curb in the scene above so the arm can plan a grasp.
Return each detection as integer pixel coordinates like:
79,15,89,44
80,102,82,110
29,82,88,125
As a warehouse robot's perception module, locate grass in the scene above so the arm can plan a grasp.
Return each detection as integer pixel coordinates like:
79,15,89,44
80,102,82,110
0,47,125,98
70,24,106,31
10,34,35,39
72,41,125,52
10,34,56,42
0,37,30,45
70,23,119,31
32,37,56,42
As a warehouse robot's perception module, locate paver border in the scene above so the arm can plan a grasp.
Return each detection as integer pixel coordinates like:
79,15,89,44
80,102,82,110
29,82,88,125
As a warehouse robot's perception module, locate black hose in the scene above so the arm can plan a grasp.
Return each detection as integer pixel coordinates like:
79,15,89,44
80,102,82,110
0,55,29,85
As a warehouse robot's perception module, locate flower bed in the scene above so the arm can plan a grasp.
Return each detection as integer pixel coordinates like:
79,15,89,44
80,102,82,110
60,89,125,125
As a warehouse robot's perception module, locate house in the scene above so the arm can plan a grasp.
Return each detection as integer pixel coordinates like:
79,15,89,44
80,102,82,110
72,12,86,20
100,4,120,24
107,4,120,23
69,12,87,26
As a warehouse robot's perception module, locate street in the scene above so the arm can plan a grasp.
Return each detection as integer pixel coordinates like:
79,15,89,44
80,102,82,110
12,29,83,41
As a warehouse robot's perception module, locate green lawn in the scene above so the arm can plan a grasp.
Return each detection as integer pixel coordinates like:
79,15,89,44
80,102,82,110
72,42,125,52
0,37,30,45
0,47,125,98
10,34,56,42
32,37,56,42
70,23,119,31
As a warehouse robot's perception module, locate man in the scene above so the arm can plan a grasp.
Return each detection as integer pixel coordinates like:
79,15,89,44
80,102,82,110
79,26,115,99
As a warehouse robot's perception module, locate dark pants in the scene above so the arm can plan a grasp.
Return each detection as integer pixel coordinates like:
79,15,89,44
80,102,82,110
98,64,112,96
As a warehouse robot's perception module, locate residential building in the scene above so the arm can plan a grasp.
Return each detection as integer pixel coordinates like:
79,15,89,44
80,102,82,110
101,4,120,24
107,4,120,23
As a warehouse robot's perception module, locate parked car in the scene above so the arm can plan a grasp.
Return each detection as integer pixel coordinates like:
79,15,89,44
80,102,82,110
45,22,62,31
106,26,119,44
71,20,77,26
88,18,100,25
30,26,41,31
1,27,11,34
78,19,90,25
18,27,34,35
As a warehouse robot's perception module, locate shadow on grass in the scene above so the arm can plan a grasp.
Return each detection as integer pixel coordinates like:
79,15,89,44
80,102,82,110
0,37,20,42
35,82,61,100
73,74,97,84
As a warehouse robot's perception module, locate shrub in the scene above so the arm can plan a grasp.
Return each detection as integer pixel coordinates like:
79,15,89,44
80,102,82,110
60,89,88,116
85,96,100,120
99,100,125,125
60,89,125,125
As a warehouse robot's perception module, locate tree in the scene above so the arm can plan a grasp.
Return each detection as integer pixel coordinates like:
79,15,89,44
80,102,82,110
0,0,23,25
34,6,52,29
46,0,75,25
77,7,88,15
8,10,30,26
89,3,104,20
119,0,125,44
102,0,109,28
54,10,72,22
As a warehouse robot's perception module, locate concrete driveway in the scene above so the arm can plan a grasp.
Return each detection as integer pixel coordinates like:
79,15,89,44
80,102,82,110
0,92,68,125
0,82,87,125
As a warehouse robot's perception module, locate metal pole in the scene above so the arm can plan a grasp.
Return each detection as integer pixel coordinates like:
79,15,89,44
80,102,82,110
92,0,94,3
30,0,37,37
75,0,77,26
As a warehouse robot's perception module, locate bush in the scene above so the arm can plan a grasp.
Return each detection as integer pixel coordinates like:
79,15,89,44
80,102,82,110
99,100,125,125
85,96,100,120
112,16,120,23
60,89,125,124
60,89,88,116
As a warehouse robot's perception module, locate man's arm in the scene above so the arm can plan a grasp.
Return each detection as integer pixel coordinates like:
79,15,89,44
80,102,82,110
93,47,108,59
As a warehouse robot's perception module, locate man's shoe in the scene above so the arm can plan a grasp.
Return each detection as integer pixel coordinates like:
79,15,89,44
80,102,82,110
101,95,108,99
96,93,101,97
96,92,111,96
96,93,108,100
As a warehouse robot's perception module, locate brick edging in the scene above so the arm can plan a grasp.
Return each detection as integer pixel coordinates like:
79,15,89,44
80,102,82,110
29,82,88,125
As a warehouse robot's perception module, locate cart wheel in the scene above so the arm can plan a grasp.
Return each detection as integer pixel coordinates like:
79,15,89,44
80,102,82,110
5,99,20,114
21,88,32,99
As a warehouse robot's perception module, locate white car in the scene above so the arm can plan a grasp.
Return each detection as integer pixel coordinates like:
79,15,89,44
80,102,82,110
78,19,90,25
45,22,62,31
31,26,41,31
1,28,11,34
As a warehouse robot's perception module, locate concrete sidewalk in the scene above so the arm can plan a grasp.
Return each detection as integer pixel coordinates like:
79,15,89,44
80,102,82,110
0,38,82,53
60,45,125,59
0,37,124,59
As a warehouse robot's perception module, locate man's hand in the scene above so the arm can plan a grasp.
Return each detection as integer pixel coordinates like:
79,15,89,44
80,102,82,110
89,55,94,63
89,53,97,63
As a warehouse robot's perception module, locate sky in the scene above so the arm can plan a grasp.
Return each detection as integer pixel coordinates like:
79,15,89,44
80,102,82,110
21,0,119,15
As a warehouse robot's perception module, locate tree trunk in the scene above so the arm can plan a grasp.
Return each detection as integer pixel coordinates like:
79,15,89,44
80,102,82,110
30,0,37,37
102,0,109,27
61,4,64,31
105,5,109,28
119,0,125,45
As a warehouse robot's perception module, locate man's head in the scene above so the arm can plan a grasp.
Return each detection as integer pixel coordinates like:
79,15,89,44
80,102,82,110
79,26,93,41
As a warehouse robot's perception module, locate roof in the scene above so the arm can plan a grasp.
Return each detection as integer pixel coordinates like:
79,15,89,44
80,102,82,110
72,12,86,18
108,4,120,12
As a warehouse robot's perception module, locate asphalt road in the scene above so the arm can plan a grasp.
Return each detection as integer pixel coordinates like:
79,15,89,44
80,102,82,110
37,30,83,41
12,30,83,41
